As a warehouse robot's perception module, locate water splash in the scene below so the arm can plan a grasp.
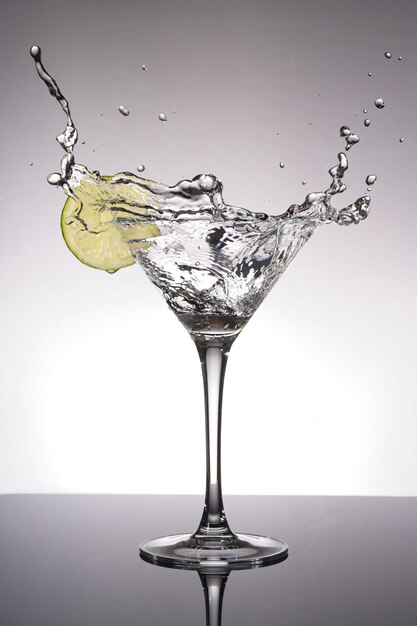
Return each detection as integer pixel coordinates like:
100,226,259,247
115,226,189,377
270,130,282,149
374,98,385,109
364,119,371,127
159,113,167,122
279,162,285,168
399,137,405,143
30,45,371,320
30,45,77,156
366,174,377,185
119,105,130,116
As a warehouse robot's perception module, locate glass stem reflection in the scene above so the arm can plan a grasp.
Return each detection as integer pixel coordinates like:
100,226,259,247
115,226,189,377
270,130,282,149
195,342,234,538
199,572,229,626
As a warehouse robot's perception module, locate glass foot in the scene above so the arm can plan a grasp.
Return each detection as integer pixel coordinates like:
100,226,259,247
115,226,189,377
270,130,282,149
140,533,288,570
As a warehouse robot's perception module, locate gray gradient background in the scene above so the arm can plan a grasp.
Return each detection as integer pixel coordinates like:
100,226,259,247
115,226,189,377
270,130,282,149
0,0,416,495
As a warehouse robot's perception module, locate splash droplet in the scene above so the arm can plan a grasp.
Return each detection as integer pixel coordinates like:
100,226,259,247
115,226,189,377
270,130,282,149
118,105,130,116
81,140,85,145
30,45,40,59
399,137,405,143
137,165,145,172
384,52,392,59
340,127,360,150
368,72,372,77
363,109,367,114
279,162,285,168
30,162,33,166
302,180,306,185
374,98,385,109
159,113,167,122
47,173,62,185
345,133,359,149
398,56,402,61
366,174,377,185
142,64,147,70
364,119,371,127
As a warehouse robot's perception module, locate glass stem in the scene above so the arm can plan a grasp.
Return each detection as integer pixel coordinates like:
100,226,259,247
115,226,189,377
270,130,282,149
195,342,234,537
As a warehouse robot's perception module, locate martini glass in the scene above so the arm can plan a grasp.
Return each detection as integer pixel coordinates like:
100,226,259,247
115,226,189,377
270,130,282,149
135,174,316,569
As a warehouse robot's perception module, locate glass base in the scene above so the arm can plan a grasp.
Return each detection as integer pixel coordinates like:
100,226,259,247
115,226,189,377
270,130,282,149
140,533,288,570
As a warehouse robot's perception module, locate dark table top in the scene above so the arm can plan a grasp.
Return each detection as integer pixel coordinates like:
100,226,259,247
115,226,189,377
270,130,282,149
0,495,416,626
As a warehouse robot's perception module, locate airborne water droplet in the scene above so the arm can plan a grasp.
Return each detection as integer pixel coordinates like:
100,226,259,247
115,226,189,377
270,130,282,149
279,162,285,168
340,126,351,137
81,140,85,145
159,113,167,122
384,52,392,59
302,180,306,185
345,133,359,149
363,109,367,113
142,64,147,70
399,137,405,143
364,119,371,127
137,165,145,172
374,98,385,109
398,56,402,61
118,105,130,116
368,72,372,77
366,174,377,185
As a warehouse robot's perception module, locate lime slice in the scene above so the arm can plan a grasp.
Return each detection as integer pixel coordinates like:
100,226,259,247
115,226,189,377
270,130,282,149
60,172,161,273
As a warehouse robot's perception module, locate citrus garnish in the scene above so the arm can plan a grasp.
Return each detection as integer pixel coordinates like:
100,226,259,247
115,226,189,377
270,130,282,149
60,171,161,273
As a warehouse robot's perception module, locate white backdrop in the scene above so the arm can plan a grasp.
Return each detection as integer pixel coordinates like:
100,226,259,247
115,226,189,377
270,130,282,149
1,0,416,496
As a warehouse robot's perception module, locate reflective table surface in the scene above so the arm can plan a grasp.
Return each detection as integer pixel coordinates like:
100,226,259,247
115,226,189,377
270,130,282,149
0,495,416,625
